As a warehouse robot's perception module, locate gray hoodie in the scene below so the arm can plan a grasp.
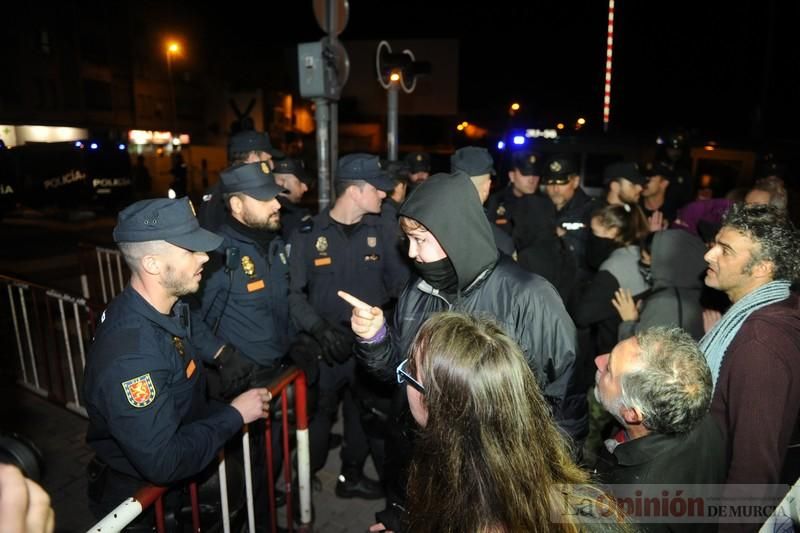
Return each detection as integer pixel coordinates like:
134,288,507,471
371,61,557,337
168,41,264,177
619,229,707,340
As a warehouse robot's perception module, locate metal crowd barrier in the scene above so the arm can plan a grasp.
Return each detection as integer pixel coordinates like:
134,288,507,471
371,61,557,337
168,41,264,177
77,243,128,303
3,248,314,532
0,273,100,416
88,367,312,533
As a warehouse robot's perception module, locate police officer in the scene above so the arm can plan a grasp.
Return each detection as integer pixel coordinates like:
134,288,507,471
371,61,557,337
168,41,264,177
272,158,313,240
657,128,695,209
601,161,647,207
381,159,410,219
542,154,596,276
288,153,409,500
194,161,291,380
486,150,542,235
197,130,282,232
404,151,431,190
191,161,302,526
83,197,271,518
451,146,515,256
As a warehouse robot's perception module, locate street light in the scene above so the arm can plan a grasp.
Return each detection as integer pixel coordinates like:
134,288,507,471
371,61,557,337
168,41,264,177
165,40,182,136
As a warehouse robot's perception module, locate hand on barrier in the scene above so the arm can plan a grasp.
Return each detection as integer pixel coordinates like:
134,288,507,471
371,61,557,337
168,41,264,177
215,345,257,399
338,291,385,341
310,321,353,365
0,464,55,533
230,388,272,425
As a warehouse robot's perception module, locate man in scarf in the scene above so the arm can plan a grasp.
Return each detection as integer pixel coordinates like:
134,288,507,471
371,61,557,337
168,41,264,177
701,203,800,488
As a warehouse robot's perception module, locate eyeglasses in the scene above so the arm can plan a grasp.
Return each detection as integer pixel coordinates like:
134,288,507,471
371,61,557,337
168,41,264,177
396,358,425,394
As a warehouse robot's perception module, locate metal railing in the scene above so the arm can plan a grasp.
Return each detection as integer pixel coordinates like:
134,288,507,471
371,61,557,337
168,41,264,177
1,274,100,416
89,367,312,533
77,243,128,303
2,251,314,532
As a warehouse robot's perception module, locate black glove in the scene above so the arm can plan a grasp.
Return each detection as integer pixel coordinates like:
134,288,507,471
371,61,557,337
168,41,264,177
287,333,321,385
215,345,257,399
310,321,353,365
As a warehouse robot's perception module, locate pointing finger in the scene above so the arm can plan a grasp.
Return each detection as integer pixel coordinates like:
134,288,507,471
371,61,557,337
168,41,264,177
338,290,373,311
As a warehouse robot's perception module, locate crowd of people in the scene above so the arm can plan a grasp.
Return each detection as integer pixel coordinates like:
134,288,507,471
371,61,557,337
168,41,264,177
75,127,800,532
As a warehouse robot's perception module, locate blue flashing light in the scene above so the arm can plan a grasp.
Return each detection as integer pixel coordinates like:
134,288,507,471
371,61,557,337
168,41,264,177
118,143,126,150
74,141,83,148
512,135,525,145
497,141,506,150
90,142,98,150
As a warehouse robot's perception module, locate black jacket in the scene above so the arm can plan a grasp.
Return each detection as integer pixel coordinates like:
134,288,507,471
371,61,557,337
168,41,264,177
356,173,584,435
288,208,409,332
594,415,726,533
193,217,291,366
84,286,242,486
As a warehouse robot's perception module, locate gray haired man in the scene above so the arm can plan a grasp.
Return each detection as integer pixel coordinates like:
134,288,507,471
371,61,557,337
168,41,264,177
593,328,726,531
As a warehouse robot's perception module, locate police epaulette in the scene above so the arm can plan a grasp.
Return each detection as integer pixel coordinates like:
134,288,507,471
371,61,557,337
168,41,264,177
299,217,314,233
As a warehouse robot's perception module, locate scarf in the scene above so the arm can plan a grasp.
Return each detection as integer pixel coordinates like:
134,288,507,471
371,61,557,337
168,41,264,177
700,280,791,388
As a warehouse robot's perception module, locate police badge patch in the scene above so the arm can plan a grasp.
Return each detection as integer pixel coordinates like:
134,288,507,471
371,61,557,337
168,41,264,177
241,256,256,278
122,373,156,408
367,236,377,248
315,236,328,253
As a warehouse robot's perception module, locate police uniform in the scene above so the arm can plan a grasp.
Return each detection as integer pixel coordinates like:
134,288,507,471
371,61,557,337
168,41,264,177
543,155,597,275
404,151,431,192
288,153,409,498
289,209,407,333
84,198,241,517
196,162,291,369
273,158,314,240
486,151,542,235
192,161,297,525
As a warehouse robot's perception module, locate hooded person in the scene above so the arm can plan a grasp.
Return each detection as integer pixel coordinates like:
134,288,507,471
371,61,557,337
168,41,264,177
339,172,584,531
615,229,708,341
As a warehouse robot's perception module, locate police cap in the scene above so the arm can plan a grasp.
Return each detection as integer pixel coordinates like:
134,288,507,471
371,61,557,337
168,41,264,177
542,155,580,184
221,161,286,200
113,198,223,252
336,153,394,191
511,151,542,175
405,152,431,173
642,160,672,178
450,146,495,176
273,158,313,185
603,162,647,186
382,159,410,183
228,131,284,159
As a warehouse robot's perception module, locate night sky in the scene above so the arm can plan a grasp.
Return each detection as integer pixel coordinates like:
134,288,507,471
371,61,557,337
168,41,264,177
186,0,798,145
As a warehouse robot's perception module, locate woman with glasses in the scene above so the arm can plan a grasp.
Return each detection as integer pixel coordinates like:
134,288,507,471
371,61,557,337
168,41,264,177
388,312,627,533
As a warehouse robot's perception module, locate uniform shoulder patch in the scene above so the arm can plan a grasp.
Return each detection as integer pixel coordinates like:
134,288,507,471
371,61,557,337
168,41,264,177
122,373,156,408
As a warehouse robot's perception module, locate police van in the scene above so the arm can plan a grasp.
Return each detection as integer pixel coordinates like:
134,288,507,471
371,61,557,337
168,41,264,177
0,140,132,218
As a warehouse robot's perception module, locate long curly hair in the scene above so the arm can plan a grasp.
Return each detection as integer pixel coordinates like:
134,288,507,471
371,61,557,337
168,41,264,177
405,312,627,533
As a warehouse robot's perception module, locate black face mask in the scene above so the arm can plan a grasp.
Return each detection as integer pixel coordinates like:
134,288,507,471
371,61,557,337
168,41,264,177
586,234,619,270
414,257,459,293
